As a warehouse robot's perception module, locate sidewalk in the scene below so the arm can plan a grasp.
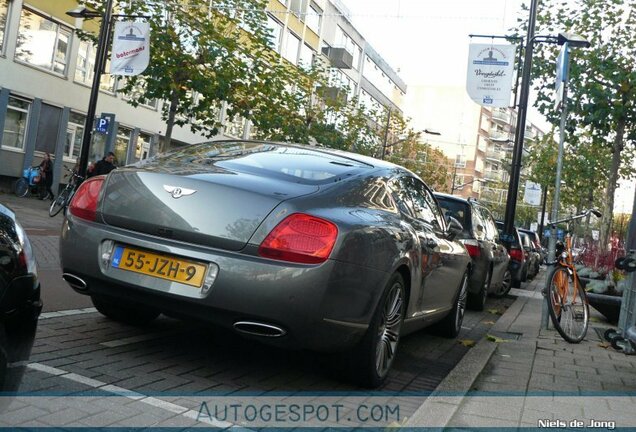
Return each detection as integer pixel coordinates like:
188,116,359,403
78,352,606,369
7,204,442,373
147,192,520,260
408,270,636,428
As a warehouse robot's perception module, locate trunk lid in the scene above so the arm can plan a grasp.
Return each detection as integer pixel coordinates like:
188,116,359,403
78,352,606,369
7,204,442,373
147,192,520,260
100,169,319,251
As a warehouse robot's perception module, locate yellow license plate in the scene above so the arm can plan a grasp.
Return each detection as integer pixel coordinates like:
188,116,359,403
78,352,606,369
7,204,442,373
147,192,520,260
112,245,207,288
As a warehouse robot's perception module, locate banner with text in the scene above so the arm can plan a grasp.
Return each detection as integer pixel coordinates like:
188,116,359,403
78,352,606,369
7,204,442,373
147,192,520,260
111,21,150,76
466,43,516,107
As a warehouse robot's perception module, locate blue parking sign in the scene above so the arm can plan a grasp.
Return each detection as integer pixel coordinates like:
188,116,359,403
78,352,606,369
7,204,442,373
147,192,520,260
95,117,110,134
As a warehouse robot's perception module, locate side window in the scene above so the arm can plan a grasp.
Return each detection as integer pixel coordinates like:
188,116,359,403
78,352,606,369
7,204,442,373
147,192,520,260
408,178,443,229
388,177,415,217
472,206,487,240
480,207,499,242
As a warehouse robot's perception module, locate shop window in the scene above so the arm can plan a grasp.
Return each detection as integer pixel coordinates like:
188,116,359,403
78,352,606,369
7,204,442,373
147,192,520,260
2,96,30,150
114,127,132,165
15,8,72,75
65,112,86,159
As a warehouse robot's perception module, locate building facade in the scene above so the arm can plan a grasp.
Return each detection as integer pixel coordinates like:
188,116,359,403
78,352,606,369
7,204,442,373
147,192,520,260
405,85,543,202
0,0,406,192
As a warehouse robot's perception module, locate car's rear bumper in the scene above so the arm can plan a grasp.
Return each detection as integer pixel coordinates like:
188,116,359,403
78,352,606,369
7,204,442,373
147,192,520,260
508,260,525,284
60,217,389,352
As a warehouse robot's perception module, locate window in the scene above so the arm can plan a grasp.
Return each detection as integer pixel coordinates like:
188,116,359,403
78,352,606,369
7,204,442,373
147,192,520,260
75,40,117,92
2,96,30,150
299,44,314,67
35,104,62,155
114,127,132,165
0,0,9,53
65,112,86,159
283,31,300,64
15,8,72,75
266,15,283,53
455,154,466,168
136,133,151,161
120,78,158,109
306,4,321,34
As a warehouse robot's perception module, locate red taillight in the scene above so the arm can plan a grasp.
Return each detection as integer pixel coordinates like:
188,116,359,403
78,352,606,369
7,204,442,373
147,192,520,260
258,213,338,264
462,240,481,258
509,247,524,262
69,176,105,221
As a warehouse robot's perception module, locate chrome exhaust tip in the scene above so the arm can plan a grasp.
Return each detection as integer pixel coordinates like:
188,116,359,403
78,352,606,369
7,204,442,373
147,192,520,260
62,273,88,291
233,321,286,337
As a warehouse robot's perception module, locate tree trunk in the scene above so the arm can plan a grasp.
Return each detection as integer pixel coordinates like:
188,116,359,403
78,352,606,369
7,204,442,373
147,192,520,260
161,90,180,153
599,117,626,254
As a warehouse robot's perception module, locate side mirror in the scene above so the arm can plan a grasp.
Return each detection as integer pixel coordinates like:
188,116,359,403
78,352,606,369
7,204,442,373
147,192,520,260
446,216,463,240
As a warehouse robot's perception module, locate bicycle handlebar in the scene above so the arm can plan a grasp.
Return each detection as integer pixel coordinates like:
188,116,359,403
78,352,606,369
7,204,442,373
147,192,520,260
549,208,602,228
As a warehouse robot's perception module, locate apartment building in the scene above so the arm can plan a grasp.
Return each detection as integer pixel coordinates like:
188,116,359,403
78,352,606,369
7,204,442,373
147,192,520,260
0,0,406,192
405,85,543,200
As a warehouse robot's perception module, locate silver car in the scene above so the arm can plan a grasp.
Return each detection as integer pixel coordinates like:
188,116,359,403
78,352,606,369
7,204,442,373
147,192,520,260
60,141,471,387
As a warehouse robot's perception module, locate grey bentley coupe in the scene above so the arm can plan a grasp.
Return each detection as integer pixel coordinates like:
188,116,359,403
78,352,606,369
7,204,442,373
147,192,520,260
60,141,471,387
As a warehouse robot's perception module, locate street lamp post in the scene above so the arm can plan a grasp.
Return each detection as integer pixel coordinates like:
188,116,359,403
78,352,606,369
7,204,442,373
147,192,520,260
67,2,115,178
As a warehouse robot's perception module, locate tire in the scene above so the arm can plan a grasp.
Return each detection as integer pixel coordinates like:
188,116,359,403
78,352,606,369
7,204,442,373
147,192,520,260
348,272,406,388
92,296,160,326
493,269,512,297
467,268,490,311
14,178,29,197
49,188,70,217
546,267,589,343
436,270,469,338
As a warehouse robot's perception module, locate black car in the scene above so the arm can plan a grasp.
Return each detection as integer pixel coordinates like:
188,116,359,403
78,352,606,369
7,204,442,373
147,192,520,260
495,221,527,288
519,231,540,280
0,203,42,404
434,194,511,310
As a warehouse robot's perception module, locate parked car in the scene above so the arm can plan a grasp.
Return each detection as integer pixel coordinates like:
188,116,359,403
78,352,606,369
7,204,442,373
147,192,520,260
433,194,511,310
519,231,540,280
495,221,528,288
60,140,472,387
0,203,42,405
519,228,543,273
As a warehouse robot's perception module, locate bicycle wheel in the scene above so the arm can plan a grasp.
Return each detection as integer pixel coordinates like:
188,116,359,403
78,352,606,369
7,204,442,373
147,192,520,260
14,178,29,197
49,187,70,217
546,267,589,343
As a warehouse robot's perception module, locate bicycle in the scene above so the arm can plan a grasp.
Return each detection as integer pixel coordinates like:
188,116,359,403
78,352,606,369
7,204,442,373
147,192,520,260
545,209,602,343
14,166,43,198
49,167,84,217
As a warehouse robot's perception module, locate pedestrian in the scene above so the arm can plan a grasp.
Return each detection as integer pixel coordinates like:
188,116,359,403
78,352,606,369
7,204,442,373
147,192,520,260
88,152,117,177
39,152,54,200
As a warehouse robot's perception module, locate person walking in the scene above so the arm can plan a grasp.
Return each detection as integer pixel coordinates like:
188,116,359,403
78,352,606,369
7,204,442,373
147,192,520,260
39,152,54,200
88,152,117,177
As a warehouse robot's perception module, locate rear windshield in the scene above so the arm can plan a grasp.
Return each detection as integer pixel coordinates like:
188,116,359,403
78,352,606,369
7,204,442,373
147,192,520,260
435,197,470,231
496,222,520,247
141,142,372,185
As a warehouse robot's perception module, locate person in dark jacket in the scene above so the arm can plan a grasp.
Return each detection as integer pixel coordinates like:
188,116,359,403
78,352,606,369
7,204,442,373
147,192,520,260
39,152,54,200
88,152,116,177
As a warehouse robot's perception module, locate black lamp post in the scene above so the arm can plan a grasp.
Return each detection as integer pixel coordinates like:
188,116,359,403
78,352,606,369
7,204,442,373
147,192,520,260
67,2,115,178
503,0,591,239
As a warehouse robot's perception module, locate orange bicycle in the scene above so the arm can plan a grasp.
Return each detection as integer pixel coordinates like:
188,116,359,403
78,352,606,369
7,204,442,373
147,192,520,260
545,209,602,343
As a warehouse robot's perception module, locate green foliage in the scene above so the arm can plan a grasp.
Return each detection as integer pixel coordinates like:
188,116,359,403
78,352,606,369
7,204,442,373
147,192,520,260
513,0,636,250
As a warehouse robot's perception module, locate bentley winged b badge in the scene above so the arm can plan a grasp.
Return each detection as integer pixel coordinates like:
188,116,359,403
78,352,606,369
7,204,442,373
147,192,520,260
163,185,197,199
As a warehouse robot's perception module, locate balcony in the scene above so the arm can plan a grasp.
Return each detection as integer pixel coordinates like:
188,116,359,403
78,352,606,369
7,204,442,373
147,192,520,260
489,128,510,143
491,108,511,125
480,186,508,203
484,170,503,182
321,47,353,69
316,86,348,104
524,126,537,141
486,148,506,162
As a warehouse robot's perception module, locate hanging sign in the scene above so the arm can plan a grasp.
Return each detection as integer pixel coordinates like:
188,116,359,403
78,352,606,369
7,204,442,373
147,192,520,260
111,21,150,76
466,43,516,107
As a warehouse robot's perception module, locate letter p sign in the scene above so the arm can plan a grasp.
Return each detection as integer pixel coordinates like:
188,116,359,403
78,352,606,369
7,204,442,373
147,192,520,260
96,117,110,134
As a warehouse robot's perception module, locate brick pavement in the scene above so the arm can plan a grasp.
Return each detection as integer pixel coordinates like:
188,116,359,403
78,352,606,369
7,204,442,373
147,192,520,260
407,270,636,428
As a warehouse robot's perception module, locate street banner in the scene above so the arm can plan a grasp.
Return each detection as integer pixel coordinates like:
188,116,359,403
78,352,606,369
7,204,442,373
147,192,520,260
466,43,516,107
523,181,542,206
555,42,570,109
111,21,150,76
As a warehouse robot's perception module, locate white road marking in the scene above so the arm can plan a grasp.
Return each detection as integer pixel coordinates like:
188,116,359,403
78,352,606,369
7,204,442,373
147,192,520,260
26,362,235,428
39,308,98,320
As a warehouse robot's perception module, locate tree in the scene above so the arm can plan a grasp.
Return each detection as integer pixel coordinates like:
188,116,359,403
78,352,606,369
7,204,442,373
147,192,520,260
82,0,297,151
514,0,636,252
